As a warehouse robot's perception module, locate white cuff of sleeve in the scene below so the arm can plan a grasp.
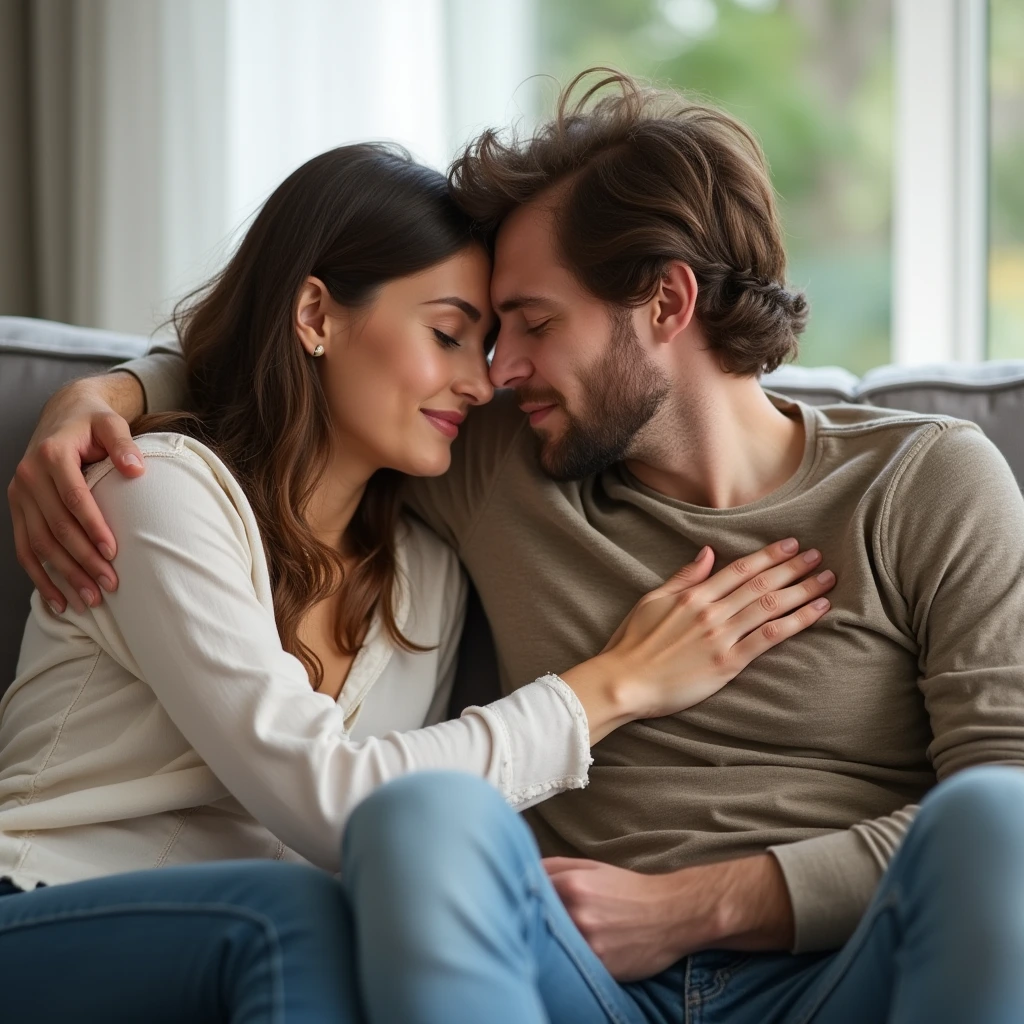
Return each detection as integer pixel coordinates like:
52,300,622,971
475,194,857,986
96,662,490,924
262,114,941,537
462,673,593,810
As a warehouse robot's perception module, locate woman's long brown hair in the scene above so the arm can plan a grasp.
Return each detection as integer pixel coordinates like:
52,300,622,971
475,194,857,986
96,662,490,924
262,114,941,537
138,144,481,689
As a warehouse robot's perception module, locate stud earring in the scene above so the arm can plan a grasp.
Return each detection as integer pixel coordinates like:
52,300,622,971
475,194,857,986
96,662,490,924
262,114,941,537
311,344,325,358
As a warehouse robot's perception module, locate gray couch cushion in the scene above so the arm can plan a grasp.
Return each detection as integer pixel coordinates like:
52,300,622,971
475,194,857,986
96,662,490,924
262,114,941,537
1,318,148,694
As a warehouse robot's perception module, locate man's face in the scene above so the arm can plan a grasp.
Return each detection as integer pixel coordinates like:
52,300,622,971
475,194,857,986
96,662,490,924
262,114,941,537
489,200,669,480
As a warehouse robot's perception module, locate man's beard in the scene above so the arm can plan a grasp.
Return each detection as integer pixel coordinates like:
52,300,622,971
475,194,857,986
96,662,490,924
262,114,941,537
522,312,670,482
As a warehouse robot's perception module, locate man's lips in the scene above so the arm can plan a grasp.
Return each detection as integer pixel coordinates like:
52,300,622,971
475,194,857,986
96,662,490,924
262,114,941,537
421,408,465,439
519,402,557,427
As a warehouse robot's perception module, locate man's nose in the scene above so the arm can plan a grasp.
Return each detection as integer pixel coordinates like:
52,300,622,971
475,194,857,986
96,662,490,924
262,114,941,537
488,333,532,390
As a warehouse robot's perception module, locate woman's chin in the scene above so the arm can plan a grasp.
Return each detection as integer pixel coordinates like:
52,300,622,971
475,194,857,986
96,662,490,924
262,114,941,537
394,446,453,479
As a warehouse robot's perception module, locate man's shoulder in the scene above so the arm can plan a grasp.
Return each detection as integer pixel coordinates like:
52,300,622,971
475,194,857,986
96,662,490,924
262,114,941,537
808,401,990,468
807,401,1017,519
811,400,965,439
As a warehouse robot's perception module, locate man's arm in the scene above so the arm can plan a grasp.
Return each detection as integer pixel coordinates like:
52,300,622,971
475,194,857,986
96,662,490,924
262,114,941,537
544,852,792,981
767,421,1024,951
7,343,186,611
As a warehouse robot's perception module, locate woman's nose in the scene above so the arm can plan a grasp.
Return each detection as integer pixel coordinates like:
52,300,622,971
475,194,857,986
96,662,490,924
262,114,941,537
456,363,495,406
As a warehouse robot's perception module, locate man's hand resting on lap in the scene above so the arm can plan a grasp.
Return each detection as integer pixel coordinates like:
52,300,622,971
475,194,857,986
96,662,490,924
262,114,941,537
8,371,146,614
544,853,795,981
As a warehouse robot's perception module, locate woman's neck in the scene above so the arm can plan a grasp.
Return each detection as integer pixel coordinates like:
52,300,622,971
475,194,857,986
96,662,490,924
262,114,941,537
305,448,375,552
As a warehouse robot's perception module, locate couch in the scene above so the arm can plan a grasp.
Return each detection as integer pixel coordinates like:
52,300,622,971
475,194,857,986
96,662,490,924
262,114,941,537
3,315,1024,711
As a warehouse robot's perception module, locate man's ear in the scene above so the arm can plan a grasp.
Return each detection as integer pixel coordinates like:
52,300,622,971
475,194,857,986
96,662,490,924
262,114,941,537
649,261,698,344
295,276,336,356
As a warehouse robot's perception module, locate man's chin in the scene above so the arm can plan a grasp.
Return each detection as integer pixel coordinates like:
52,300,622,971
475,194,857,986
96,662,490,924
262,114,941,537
538,437,590,483
535,433,569,480
538,428,631,482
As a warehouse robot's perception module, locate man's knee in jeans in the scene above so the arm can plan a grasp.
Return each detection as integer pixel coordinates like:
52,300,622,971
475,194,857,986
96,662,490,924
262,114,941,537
913,766,1024,849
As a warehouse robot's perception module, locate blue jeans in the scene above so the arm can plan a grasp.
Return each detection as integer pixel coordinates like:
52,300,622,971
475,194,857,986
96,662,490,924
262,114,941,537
340,766,1024,1024
0,858,357,1022
4,767,1024,1023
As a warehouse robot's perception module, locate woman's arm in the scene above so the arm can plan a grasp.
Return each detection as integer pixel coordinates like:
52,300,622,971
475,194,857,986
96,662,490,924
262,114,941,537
80,440,606,870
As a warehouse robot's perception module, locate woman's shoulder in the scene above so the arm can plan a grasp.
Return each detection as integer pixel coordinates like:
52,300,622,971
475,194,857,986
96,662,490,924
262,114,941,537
84,432,259,548
85,432,241,497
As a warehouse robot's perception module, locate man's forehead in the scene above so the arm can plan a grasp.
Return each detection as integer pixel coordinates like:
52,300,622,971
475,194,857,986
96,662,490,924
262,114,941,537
491,201,563,299
495,202,558,260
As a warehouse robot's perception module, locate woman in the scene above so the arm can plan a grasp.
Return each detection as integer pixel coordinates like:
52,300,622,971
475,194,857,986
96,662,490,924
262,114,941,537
1,144,833,1021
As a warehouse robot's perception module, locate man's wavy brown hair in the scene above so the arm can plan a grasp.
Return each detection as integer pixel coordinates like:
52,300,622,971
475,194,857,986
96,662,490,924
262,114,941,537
449,68,807,375
138,144,480,688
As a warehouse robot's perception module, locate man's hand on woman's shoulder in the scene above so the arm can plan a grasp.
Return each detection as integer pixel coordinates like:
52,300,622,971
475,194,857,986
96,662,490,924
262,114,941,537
8,370,146,614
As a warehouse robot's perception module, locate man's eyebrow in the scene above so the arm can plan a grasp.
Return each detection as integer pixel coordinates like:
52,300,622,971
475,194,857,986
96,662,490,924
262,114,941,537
422,297,481,322
495,295,552,314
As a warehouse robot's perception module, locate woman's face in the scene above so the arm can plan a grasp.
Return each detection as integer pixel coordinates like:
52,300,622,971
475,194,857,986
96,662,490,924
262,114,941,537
308,246,496,478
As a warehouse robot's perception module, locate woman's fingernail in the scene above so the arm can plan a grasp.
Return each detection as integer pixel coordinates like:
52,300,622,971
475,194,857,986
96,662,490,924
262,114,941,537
694,546,709,562
802,549,820,563
781,538,799,553
79,589,96,608
816,570,834,584
98,575,115,593
812,597,830,610
48,600,64,617
99,543,115,561
122,454,142,468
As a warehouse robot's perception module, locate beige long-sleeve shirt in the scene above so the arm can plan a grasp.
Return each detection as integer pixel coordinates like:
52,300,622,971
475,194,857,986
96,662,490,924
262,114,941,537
120,348,1024,952
0,433,592,890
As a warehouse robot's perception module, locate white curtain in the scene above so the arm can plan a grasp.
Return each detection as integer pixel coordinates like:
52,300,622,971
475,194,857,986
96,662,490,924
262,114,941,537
0,0,536,336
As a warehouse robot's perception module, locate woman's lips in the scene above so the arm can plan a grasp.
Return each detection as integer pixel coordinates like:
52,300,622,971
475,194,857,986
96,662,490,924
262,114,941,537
422,411,460,439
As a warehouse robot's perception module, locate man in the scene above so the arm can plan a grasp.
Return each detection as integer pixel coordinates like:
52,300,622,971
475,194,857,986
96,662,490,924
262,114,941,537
10,70,1024,1022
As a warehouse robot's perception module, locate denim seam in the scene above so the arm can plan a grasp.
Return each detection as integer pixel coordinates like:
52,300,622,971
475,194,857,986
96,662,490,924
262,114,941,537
791,889,903,1024
0,901,285,1022
684,956,697,1024
525,877,633,1024
684,956,751,1023
704,958,749,1002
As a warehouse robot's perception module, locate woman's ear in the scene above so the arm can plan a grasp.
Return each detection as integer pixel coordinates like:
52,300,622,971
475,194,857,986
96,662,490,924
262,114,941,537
295,276,337,356
649,261,698,344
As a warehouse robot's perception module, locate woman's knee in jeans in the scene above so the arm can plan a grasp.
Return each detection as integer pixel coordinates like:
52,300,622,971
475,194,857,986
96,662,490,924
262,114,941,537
184,860,348,941
341,771,533,876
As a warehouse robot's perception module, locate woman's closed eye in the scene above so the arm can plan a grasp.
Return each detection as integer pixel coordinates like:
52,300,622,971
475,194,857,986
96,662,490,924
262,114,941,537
432,327,460,349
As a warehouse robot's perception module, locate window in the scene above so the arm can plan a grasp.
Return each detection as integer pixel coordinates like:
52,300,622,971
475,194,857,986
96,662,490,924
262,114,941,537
989,0,1024,359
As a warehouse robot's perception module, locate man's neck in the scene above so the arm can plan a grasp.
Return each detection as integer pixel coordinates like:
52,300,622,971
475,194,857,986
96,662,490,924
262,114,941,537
624,376,805,509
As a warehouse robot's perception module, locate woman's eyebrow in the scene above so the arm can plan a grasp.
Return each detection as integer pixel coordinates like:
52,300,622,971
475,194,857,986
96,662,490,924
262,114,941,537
422,297,481,322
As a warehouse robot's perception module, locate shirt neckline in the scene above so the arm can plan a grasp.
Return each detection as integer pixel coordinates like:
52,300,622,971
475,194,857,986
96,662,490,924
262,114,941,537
616,394,821,518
